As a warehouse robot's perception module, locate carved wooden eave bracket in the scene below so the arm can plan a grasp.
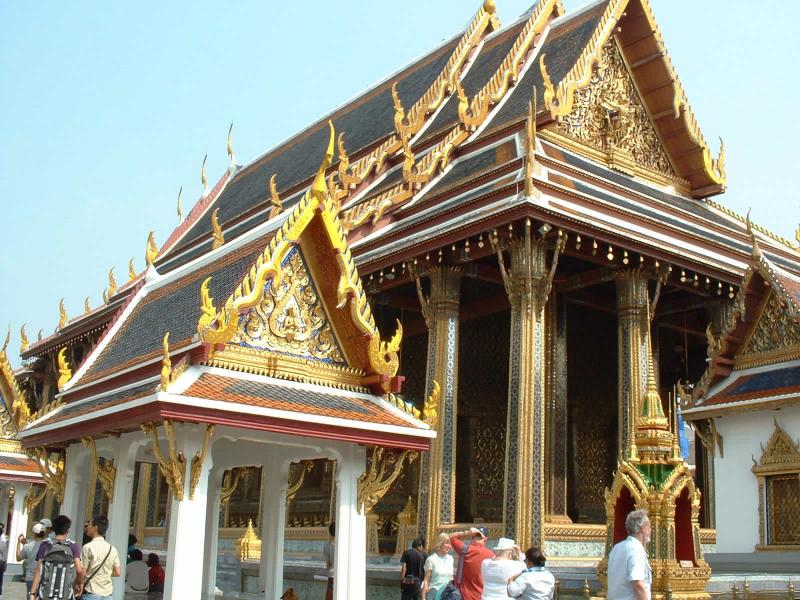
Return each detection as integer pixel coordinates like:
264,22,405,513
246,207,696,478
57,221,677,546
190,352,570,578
197,124,403,394
538,0,725,195
141,420,213,501
24,485,47,514
32,447,65,504
357,446,418,515
81,436,116,503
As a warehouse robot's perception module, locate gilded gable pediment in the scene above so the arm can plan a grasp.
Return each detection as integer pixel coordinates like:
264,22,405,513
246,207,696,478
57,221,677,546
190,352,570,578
552,39,679,182
737,290,800,367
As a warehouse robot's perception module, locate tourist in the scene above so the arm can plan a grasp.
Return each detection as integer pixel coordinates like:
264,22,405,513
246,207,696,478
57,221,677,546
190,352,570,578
79,515,121,600
449,527,495,600
30,514,85,600
400,536,427,600
0,523,7,597
323,521,335,600
125,549,149,596
127,534,139,563
17,523,46,596
39,518,54,541
421,533,454,600
607,509,652,600
506,547,555,600
480,538,525,599
147,553,165,593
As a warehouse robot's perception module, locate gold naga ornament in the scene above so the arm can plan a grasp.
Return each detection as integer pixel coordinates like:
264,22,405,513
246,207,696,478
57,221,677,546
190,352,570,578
81,437,116,502
107,267,118,297
200,154,209,197
57,299,68,330
357,447,418,515
141,420,213,501
19,324,29,353
128,258,137,281
422,380,440,429
268,174,283,219
145,231,159,267
84,297,91,315
56,347,72,390
32,448,65,503
227,122,238,172
211,208,225,250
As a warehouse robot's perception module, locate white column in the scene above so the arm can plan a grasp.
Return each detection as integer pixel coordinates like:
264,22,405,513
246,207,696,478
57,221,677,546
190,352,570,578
8,483,31,564
260,459,288,599
333,445,366,600
107,434,139,600
163,425,213,600
60,443,90,528
202,468,224,600
0,484,9,531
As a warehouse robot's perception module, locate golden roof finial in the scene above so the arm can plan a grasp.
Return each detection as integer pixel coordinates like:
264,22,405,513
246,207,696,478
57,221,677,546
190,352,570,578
128,258,136,281
37,329,43,342
715,137,726,182
211,208,225,250
201,154,209,197
1,325,10,355
160,332,172,390
392,83,407,135
310,121,335,202
145,231,159,267
197,277,217,336
539,55,556,109
269,174,283,219
108,268,118,297
176,187,184,223
57,347,72,390
227,123,237,171
103,289,109,304
20,324,29,353
745,208,761,260
58,299,68,330
84,297,91,315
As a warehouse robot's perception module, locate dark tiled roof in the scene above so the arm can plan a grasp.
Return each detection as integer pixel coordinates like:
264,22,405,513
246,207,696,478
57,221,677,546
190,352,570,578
80,238,271,383
703,366,800,407
185,373,418,428
486,2,608,134
176,36,462,249
418,143,513,203
30,383,157,429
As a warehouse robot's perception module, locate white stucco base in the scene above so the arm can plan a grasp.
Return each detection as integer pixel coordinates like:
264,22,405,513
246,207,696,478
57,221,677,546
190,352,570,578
712,404,800,553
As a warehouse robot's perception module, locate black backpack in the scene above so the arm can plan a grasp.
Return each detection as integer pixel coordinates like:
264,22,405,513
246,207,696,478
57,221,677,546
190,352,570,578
38,539,76,600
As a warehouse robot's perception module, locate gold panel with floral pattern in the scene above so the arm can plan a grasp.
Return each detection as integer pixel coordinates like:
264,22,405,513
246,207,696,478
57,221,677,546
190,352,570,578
736,290,800,368
549,39,679,182
232,247,345,365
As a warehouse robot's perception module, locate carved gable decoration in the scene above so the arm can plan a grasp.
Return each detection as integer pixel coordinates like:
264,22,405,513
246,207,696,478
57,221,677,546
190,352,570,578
555,39,676,178
738,290,800,365
232,246,345,365
753,419,800,474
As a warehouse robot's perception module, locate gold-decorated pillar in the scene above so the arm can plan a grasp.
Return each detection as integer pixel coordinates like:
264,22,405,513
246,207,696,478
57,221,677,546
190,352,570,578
615,270,650,458
417,266,462,544
545,295,570,523
503,238,551,548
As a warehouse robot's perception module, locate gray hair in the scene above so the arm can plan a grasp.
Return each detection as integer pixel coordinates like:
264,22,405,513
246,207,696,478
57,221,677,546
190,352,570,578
625,509,649,535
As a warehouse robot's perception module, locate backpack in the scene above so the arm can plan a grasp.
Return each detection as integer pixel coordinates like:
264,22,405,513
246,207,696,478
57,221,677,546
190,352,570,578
38,539,76,600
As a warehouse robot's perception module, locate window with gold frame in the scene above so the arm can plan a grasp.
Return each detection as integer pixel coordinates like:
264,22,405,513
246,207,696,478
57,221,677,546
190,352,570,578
752,419,800,550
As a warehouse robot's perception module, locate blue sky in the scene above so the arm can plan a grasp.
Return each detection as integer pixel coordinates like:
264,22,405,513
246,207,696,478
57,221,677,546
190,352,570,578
1,0,798,363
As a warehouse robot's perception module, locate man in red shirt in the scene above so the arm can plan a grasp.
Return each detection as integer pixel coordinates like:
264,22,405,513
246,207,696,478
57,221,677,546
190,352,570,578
449,527,495,600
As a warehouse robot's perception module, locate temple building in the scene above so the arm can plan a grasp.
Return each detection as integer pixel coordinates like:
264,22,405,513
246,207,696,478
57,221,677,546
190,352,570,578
6,0,800,597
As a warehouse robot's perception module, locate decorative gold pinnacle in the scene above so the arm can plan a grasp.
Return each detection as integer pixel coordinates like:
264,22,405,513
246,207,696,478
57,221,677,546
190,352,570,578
37,329,43,342
108,268,118,297
84,297,91,314
160,332,171,391
58,299,68,330
145,231,158,267
19,325,29,353
176,187,184,223
128,258,137,281
211,208,225,250
227,123,236,169
201,154,209,196
1,325,10,355
57,348,72,390
269,174,283,219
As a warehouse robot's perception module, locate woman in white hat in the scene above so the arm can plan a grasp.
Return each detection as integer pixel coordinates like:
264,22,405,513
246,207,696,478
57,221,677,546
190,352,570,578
480,537,526,599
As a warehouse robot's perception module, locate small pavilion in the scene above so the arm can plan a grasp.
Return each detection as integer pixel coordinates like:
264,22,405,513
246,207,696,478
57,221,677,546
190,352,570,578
17,127,435,600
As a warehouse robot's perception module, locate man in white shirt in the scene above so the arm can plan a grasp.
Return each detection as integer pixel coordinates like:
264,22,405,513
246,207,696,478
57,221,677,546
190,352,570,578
607,509,652,600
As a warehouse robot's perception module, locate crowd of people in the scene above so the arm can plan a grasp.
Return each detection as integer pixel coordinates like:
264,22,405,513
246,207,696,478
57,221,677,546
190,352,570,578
397,527,555,600
0,514,166,600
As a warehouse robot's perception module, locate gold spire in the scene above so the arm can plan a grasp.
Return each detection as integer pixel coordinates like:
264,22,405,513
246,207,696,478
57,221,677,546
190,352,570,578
108,268,118,297
145,231,158,267
211,208,225,250
160,332,172,390
58,299,68,330
269,174,283,219
176,187,184,223
745,208,761,260
19,325,29,353
227,123,237,170
128,258,137,281
1,325,10,355
57,347,72,390
201,154,209,197
84,297,91,315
